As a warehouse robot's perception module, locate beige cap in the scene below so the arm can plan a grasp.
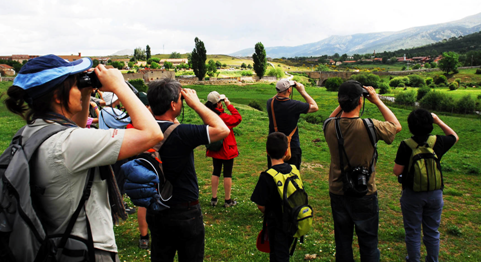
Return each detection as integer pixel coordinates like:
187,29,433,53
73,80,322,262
207,91,225,104
276,79,295,93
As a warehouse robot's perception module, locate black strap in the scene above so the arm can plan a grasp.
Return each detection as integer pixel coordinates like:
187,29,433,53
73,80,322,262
334,118,351,172
57,168,95,259
362,118,378,174
289,237,298,256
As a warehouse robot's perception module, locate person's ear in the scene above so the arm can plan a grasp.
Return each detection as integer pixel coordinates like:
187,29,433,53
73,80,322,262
171,100,176,111
53,90,62,105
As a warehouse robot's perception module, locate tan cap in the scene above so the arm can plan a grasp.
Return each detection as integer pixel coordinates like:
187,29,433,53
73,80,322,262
276,79,295,93
207,91,225,104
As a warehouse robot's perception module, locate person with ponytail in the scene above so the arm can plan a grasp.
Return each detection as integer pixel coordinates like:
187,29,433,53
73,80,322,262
205,91,242,208
3,55,163,260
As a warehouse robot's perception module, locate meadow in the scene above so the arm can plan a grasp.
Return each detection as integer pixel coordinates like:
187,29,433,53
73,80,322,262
1,81,480,261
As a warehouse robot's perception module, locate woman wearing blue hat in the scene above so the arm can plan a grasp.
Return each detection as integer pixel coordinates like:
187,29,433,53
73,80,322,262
3,54,163,261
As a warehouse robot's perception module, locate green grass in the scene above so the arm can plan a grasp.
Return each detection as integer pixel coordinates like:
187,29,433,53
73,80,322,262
1,81,481,261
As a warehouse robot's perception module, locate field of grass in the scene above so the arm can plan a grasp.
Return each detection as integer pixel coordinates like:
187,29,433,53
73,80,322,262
1,81,481,261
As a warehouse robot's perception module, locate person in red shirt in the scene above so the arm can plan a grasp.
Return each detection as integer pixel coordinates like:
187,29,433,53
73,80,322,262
205,91,242,208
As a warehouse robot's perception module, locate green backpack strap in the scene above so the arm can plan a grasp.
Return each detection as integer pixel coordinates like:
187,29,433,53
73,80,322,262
426,135,437,148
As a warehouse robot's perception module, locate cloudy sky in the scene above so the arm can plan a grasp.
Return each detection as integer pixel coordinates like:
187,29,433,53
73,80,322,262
1,0,480,56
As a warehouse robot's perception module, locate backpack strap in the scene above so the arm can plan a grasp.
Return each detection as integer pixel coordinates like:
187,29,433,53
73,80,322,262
270,97,297,136
151,124,180,152
362,118,378,174
22,124,69,160
426,135,437,148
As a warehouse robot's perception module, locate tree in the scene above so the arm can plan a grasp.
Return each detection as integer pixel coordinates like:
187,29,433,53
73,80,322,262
340,54,348,62
163,61,173,70
146,45,151,60
252,42,267,78
222,63,227,68
215,61,222,68
151,61,160,69
247,64,252,69
170,52,181,59
134,47,146,61
191,37,207,80
207,59,217,73
438,51,460,74
128,62,134,68
93,59,100,67
241,63,247,69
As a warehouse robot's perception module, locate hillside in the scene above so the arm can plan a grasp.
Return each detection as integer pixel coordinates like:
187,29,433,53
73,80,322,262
231,12,481,58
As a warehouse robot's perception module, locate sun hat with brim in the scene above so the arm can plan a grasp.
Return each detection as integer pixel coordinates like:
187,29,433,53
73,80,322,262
276,79,295,93
13,54,92,102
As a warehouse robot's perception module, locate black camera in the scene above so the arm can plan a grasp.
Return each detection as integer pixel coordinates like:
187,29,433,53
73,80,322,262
351,166,370,187
78,71,102,89
361,88,369,97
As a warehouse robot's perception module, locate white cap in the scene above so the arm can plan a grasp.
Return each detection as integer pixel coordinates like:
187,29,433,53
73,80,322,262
207,91,225,104
102,92,119,106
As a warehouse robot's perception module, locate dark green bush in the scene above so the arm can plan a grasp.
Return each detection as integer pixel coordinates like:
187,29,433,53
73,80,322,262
378,83,391,94
303,114,324,124
425,77,433,85
395,91,416,106
350,73,380,88
248,100,263,111
429,83,436,88
420,91,456,112
417,87,431,101
128,79,148,93
390,76,409,87
456,95,476,114
454,78,461,84
449,82,458,91
325,77,344,91
398,83,406,88
434,74,448,85
408,75,426,87
476,68,481,74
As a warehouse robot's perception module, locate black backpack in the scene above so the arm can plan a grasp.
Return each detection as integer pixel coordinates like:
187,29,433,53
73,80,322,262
0,125,96,262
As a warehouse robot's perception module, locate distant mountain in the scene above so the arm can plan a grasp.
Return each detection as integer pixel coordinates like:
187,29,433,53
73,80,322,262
231,12,481,58
111,49,133,56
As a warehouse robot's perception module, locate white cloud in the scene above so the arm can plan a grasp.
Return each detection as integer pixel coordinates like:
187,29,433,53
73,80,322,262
0,0,480,56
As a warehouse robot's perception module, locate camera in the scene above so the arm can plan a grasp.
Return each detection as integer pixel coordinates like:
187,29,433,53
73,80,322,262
78,71,102,89
351,166,370,187
361,88,369,97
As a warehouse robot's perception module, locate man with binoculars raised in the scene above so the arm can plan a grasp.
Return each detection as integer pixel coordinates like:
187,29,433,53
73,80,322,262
323,80,402,262
267,79,318,170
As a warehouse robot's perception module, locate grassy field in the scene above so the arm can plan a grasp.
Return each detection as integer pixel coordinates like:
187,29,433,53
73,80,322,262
1,81,481,261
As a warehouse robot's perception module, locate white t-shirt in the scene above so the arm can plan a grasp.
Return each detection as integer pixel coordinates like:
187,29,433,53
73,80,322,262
24,119,125,252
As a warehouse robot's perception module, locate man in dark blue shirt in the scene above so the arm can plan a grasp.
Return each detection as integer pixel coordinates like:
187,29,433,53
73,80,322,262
146,79,229,262
267,79,318,170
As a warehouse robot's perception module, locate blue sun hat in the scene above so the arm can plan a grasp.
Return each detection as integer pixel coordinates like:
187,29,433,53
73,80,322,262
13,54,92,102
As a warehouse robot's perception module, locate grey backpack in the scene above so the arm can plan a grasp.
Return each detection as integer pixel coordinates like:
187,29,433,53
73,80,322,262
0,124,96,262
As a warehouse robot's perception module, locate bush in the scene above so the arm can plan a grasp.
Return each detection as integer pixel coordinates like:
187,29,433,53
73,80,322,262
425,77,433,85
325,77,344,91
456,95,476,114
420,91,456,112
408,75,425,87
128,79,148,93
433,74,448,85
248,100,263,111
417,87,431,101
350,73,380,88
398,83,406,88
429,83,436,88
241,70,253,76
378,83,391,94
401,66,406,71
455,78,461,84
476,68,481,74
449,82,458,90
267,67,285,78
390,76,409,87
395,91,416,106
303,114,324,124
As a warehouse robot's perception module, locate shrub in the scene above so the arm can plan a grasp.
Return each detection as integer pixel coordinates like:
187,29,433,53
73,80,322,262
425,77,433,85
395,91,416,106
455,78,461,84
248,100,263,111
350,73,380,88
449,82,458,90
433,74,448,85
401,66,406,71
456,95,476,114
408,75,426,87
378,82,391,94
267,67,285,78
325,77,344,91
128,79,148,93
241,70,253,76
430,62,437,68
303,114,324,124
417,87,431,101
390,76,409,87
412,64,421,69
398,83,406,88
447,225,462,237
420,91,456,112
429,83,436,88
476,68,481,74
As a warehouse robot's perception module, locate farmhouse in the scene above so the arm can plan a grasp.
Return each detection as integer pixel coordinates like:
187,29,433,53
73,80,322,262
0,64,15,76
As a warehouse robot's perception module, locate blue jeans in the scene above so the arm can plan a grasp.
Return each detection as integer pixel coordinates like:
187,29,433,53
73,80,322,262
330,192,380,262
401,188,443,262
146,204,205,262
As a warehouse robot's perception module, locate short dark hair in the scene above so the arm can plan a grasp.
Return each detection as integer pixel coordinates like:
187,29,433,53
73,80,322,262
147,79,182,116
408,108,433,136
266,132,288,160
338,96,360,113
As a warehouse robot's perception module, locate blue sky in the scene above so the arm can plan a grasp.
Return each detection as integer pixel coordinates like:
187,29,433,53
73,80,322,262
0,0,480,56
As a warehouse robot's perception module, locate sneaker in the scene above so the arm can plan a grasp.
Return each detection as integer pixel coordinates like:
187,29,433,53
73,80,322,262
210,198,218,207
124,202,136,214
139,238,149,249
224,200,237,208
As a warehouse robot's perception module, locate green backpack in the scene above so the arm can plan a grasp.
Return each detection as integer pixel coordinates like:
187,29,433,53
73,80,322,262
264,165,313,255
404,136,443,192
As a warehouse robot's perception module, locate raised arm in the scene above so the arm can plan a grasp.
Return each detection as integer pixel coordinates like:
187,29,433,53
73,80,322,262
294,82,318,113
432,113,459,143
365,86,402,134
95,65,163,160
182,88,229,142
